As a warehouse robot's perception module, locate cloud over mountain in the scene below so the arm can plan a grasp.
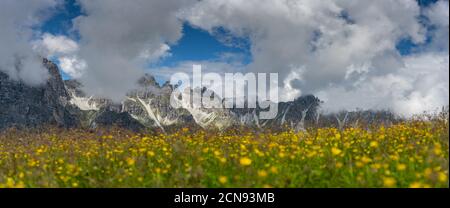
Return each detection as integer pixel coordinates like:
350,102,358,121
0,0,60,86
33,33,86,78
182,0,448,115
0,0,448,116
71,0,196,101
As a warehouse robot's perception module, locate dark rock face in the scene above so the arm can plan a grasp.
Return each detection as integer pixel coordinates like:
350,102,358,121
230,95,322,130
0,59,78,129
91,110,145,132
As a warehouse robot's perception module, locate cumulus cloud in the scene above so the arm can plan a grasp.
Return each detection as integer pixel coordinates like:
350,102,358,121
33,33,79,56
58,56,86,78
6,0,442,116
424,0,449,52
32,33,86,78
139,43,172,62
180,0,448,115
0,0,60,86
317,53,449,116
71,0,196,101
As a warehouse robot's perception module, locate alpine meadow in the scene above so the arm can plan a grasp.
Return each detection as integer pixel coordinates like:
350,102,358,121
0,0,449,190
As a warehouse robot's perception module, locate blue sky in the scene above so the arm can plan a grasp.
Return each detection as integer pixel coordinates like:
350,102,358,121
39,0,83,37
40,0,441,81
156,24,252,67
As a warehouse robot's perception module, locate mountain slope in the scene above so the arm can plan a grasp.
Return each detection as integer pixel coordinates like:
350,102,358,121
0,59,78,129
65,74,322,131
3,59,394,131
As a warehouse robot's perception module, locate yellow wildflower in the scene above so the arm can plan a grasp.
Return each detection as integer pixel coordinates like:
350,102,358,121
383,177,396,188
126,158,136,166
239,157,252,166
369,141,379,148
218,176,228,184
331,147,342,156
396,164,407,171
438,172,448,183
409,182,422,188
257,170,268,178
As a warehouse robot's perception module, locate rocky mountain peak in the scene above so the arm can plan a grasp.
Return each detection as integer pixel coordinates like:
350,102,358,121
138,74,158,87
1,58,400,132
0,58,77,129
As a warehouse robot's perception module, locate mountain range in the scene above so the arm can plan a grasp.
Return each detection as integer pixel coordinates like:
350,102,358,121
1,59,396,131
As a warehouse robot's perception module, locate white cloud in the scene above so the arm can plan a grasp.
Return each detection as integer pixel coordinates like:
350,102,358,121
33,33,79,56
0,0,60,86
59,56,86,78
151,60,246,83
151,60,246,98
180,0,448,116
317,53,449,116
72,0,196,101
425,0,449,29
139,43,172,62
31,33,87,79
280,69,303,102
424,0,449,52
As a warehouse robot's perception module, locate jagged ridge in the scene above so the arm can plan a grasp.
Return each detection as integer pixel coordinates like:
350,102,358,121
1,59,397,131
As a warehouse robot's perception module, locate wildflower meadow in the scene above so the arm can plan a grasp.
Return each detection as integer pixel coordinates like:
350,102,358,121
0,116,448,188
